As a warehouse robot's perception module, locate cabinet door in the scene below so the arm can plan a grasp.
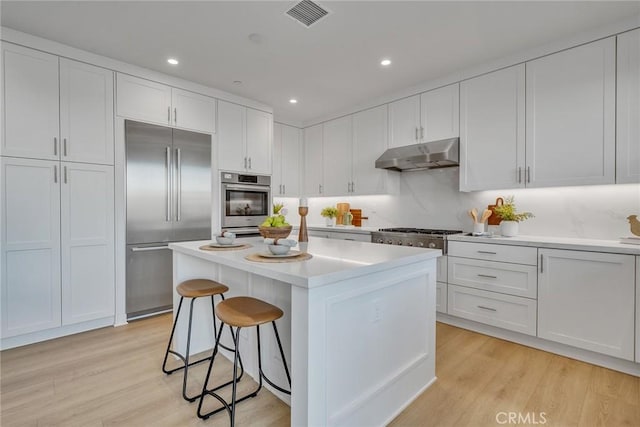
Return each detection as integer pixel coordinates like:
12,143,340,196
1,158,61,337
1,43,59,160
636,256,639,363
303,124,324,196
273,123,284,195
420,83,459,142
60,59,114,165
116,73,171,126
388,95,420,148
353,105,389,195
171,88,216,134
61,163,114,325
217,100,246,172
245,108,272,174
616,29,640,184
280,124,301,196
322,116,352,196
538,249,635,361
460,65,525,191
526,38,615,188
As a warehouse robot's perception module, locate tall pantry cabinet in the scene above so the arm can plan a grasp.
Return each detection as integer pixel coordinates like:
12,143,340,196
1,43,115,346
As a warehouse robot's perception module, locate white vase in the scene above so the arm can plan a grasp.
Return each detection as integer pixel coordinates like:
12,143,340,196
325,217,334,227
500,221,519,237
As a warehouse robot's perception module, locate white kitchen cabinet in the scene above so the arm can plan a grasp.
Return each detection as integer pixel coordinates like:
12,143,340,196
1,43,60,160
459,65,525,191
526,37,615,188
538,249,635,361
616,28,640,184
117,74,216,134
323,116,352,196
307,229,371,242
273,123,301,197
352,105,397,195
420,84,459,142
436,282,447,314
1,158,61,337
448,257,537,299
303,124,324,196
61,163,114,325
60,59,114,165
636,256,639,363
217,100,272,174
171,88,216,134
388,95,421,148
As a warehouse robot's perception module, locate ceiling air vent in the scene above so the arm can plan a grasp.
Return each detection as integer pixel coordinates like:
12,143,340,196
286,0,330,27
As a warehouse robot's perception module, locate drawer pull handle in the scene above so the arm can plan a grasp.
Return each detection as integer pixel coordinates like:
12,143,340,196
477,274,497,279
477,250,497,255
477,305,497,312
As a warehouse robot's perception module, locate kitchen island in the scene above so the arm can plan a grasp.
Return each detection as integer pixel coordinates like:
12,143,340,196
169,237,440,426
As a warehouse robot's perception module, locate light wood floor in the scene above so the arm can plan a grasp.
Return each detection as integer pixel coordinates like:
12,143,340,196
1,316,639,427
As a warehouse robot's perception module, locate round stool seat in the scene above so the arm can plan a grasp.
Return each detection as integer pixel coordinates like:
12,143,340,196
177,279,229,298
216,296,283,328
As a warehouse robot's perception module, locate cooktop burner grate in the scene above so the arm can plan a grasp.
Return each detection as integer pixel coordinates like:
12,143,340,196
377,228,463,236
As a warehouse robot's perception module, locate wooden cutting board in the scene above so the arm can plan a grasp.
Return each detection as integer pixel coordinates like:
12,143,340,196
336,203,350,225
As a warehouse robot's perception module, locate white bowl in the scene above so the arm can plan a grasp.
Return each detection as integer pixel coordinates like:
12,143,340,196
216,236,235,245
268,244,291,255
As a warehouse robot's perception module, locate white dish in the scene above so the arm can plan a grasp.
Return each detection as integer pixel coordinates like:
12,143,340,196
258,250,303,259
208,242,245,248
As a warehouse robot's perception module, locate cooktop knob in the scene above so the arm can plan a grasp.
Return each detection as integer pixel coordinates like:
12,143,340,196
386,240,393,244
397,241,403,245
377,239,384,243
428,242,436,249
418,242,424,247
407,242,413,246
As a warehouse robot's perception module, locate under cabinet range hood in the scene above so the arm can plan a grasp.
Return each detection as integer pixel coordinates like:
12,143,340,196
375,137,459,171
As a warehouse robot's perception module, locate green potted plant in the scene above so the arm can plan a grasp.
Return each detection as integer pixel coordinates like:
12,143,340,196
321,206,338,227
493,196,534,237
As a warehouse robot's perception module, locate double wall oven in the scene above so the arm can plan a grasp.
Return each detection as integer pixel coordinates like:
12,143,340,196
221,172,271,234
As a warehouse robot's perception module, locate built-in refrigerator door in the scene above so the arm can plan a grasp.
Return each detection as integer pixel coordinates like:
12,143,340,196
125,121,174,244
172,128,212,241
126,243,173,318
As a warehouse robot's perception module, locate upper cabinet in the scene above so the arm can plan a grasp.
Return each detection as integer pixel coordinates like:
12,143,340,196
273,123,301,197
302,124,324,196
322,115,353,196
388,83,459,148
526,37,615,188
460,65,525,191
616,28,640,184
1,43,114,165
116,74,216,134
217,100,272,174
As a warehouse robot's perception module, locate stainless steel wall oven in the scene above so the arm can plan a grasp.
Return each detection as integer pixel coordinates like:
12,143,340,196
221,172,270,233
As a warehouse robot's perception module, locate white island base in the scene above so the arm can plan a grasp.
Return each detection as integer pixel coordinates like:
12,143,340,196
169,237,440,426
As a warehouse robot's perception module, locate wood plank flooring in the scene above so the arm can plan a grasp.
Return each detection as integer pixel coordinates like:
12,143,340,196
1,316,638,426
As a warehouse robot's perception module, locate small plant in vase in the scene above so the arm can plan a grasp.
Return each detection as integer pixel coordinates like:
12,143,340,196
493,196,534,237
321,206,338,227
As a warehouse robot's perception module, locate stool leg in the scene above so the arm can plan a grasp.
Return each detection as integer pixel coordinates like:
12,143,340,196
257,322,291,395
181,298,196,401
272,321,292,388
229,326,242,427
197,323,231,420
162,296,184,374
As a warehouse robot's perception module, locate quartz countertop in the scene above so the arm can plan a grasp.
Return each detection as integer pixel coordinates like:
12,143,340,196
447,234,640,256
170,236,440,289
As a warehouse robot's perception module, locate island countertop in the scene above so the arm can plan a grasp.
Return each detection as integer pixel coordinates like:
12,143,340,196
169,236,441,289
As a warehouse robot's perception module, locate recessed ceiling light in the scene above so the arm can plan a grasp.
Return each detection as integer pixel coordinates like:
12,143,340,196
167,58,179,65
380,59,392,66
289,99,298,104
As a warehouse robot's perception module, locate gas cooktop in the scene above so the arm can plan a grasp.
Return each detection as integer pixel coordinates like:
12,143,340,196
377,228,463,236
371,228,463,252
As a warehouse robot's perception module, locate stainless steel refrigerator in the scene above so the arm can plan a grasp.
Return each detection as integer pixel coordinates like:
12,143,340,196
125,120,211,319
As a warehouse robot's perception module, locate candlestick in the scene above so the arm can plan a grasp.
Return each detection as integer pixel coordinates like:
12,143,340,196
299,197,308,207
298,206,309,243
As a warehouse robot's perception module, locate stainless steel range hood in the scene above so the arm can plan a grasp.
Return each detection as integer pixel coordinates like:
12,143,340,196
375,137,459,171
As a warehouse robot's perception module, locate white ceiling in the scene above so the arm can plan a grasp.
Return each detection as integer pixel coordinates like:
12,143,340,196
2,1,639,125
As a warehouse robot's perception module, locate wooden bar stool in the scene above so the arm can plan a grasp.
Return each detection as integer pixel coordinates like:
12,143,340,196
197,296,291,425
162,279,244,402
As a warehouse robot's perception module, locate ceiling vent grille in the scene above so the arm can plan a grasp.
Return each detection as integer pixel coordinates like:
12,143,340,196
286,1,330,27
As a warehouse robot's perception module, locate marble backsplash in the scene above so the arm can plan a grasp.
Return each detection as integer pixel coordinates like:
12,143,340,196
276,168,640,240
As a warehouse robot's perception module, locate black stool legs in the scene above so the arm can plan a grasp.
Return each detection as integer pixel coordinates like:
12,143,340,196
162,294,244,402
197,320,291,424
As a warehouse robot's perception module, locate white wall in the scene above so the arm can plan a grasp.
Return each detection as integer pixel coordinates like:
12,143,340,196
277,168,640,240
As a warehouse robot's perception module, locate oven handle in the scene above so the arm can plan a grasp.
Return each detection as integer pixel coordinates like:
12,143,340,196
223,184,270,192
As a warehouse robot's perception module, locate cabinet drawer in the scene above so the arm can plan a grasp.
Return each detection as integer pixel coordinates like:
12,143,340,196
436,282,447,314
437,255,447,283
448,241,537,265
447,284,537,336
448,257,537,298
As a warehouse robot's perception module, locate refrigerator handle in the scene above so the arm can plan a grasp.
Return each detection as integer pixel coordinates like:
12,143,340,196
166,146,171,222
176,148,182,221
131,245,170,252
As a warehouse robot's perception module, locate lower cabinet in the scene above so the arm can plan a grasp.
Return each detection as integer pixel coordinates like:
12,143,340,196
1,157,115,341
308,229,371,242
538,248,635,361
436,282,447,314
448,284,537,336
